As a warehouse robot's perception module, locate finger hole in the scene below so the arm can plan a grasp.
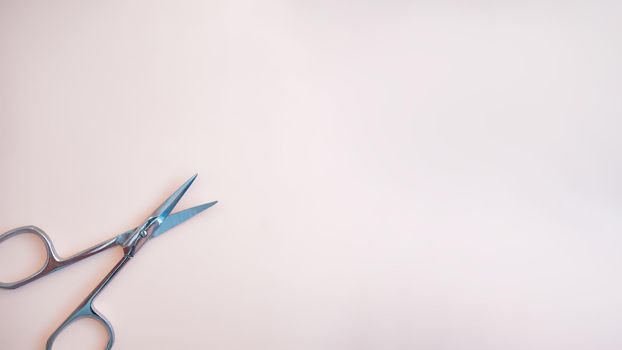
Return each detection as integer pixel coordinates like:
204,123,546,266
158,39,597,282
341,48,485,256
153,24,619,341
0,231,48,283
49,317,110,350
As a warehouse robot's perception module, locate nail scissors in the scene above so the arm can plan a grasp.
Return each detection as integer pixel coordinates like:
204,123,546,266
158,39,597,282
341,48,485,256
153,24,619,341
0,174,217,349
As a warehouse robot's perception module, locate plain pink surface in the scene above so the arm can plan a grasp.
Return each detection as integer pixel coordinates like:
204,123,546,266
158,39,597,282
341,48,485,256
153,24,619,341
2,1,622,349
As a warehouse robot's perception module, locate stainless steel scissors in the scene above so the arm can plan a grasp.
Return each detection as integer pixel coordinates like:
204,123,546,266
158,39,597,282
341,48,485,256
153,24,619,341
0,174,217,349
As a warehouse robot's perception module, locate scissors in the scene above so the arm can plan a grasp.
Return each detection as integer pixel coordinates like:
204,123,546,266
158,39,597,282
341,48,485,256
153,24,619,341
0,174,217,349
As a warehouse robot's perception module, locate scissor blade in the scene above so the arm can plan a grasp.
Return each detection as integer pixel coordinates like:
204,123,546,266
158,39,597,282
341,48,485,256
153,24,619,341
152,201,218,238
151,174,197,222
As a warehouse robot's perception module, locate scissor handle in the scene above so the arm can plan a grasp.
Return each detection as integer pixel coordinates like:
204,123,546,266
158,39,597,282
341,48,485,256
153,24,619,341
46,296,115,350
0,226,65,289
0,226,125,289
46,255,130,350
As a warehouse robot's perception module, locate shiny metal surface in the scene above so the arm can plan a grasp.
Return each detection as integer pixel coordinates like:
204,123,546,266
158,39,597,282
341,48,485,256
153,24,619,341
0,175,217,349
0,226,130,290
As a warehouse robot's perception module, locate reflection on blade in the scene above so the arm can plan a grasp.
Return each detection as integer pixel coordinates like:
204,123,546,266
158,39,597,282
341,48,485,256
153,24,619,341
151,174,198,221
152,201,218,238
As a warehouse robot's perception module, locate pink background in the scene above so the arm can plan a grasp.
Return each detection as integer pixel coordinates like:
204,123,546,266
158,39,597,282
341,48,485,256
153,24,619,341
1,1,622,349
